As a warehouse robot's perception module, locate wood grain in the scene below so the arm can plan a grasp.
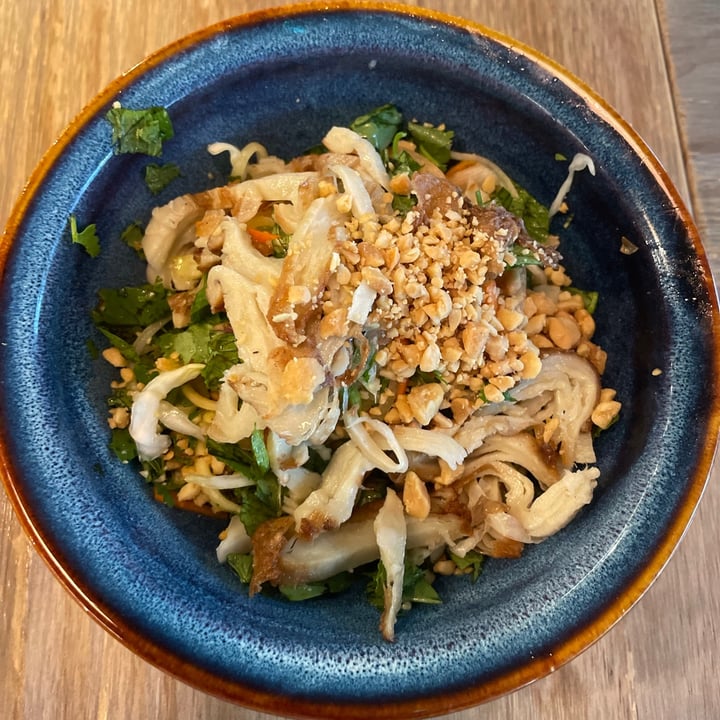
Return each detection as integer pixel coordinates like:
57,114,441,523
1,2,717,719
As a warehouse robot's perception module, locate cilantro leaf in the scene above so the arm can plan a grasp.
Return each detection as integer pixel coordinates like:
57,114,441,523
106,105,174,156
492,185,550,244
69,214,101,257
230,473,284,537
93,281,169,327
350,103,403,151
120,221,145,257
109,427,138,463
144,162,181,195
155,323,238,389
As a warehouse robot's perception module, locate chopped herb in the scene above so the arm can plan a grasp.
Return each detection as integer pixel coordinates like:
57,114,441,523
411,369,446,386
250,428,270,474
234,475,284,536
156,323,238,390
227,552,254,584
303,446,331,475
593,412,620,437
555,152,568,161
270,224,291,258
511,243,543,267
407,121,454,171
568,287,599,314
350,103,403,151
492,186,550,244
142,456,166,483
366,559,441,611
279,572,353,601
153,482,176,507
93,281,169,328
355,476,388,508
341,383,363,409
449,549,485,582
391,193,417,215
478,384,516,404
207,439,261,479
109,427,138,463
96,326,140,363
69,214,101,257
188,280,226,325
144,162,181,194
120,221,145,256
385,131,421,177
106,104,174,156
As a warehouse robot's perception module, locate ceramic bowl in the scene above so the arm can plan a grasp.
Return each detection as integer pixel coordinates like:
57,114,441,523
1,2,718,718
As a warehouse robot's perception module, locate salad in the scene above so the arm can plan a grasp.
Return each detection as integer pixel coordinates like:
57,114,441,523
93,104,620,640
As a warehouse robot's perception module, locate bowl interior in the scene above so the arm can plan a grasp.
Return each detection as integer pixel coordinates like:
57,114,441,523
0,4,715,716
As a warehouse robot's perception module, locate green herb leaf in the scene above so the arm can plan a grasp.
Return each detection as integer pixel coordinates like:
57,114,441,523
156,323,238,390
568,287,599,314
250,428,270,474
109,427,138,463
391,193,417,215
144,162,181,194
511,243,543,267
106,105,174,156
411,369,446,386
366,560,441,610
188,280,226,325
350,103,404,151
386,134,421,177
142,457,166,484
449,549,485,582
280,573,353,602
120,221,145,257
227,552,254,584
69,214,101,257
233,474,284,537
93,281,169,328
355,476,388,508
270,224,291,258
153,482,176,507
492,186,550,244
206,439,259,479
407,121,454,171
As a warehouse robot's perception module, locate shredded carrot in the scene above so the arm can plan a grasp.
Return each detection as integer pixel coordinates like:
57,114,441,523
397,379,408,396
247,227,278,244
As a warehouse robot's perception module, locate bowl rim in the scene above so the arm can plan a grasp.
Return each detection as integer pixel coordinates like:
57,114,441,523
1,1,719,718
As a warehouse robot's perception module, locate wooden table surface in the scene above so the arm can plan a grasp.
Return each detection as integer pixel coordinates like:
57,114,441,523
1,1,718,718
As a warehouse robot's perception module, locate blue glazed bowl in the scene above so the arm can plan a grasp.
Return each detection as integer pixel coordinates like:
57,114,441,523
1,2,718,717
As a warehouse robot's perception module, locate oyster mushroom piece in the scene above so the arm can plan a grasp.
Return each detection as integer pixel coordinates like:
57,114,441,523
511,352,602,468
142,195,203,285
129,363,205,461
374,489,407,642
322,126,391,189
259,508,466,588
